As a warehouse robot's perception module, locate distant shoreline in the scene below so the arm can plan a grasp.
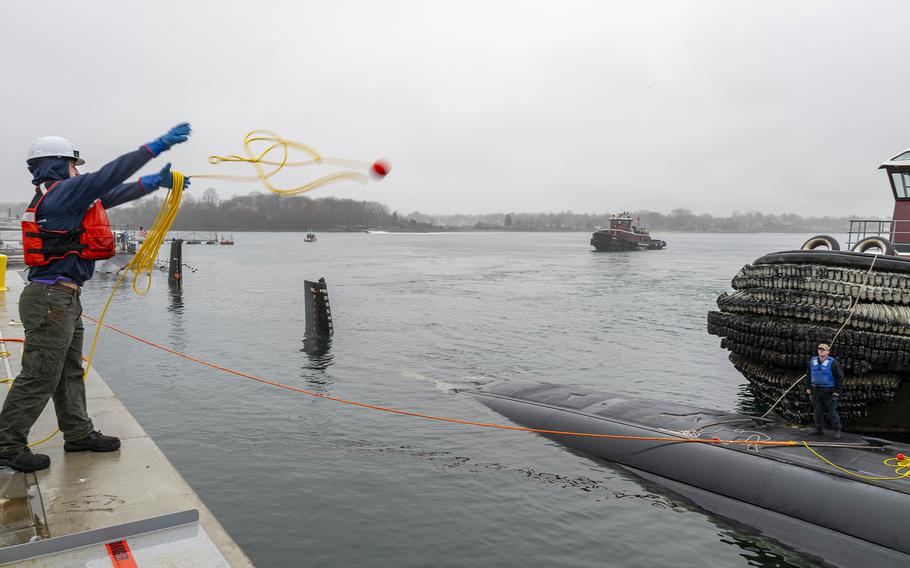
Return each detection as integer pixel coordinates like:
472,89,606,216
163,227,848,234
95,191,877,235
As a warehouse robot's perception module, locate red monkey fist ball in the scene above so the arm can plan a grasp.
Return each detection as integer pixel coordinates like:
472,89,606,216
371,160,390,178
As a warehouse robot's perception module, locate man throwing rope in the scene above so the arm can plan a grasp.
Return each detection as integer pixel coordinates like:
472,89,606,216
0,124,191,472
804,343,845,440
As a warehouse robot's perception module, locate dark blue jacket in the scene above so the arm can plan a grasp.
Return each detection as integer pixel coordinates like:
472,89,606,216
27,147,160,286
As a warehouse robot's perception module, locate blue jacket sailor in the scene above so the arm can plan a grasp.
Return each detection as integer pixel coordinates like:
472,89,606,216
804,342,845,439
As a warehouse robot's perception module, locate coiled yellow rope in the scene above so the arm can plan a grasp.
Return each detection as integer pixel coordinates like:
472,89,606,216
127,171,186,295
803,442,910,481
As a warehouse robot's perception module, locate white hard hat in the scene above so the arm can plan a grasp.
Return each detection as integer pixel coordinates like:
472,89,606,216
27,136,85,165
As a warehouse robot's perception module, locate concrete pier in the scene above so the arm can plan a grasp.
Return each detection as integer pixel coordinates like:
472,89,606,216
0,276,253,566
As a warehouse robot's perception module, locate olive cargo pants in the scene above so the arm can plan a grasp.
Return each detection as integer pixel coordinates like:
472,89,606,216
0,283,94,454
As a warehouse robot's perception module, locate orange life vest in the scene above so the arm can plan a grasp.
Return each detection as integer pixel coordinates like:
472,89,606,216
22,181,116,267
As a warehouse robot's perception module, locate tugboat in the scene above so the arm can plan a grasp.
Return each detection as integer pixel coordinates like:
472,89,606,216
590,213,667,251
707,146,910,433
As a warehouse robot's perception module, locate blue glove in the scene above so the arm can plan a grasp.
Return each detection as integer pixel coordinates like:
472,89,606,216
139,163,190,191
146,123,192,156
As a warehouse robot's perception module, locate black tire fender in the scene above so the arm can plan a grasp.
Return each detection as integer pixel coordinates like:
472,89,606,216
851,236,896,256
802,235,841,251
753,250,910,272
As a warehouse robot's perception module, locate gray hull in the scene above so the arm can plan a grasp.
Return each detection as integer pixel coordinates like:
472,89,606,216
474,383,910,568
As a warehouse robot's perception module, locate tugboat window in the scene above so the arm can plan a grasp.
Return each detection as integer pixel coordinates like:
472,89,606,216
892,151,910,161
892,172,910,198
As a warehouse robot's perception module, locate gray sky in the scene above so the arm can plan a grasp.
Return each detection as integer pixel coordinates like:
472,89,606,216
2,1,908,217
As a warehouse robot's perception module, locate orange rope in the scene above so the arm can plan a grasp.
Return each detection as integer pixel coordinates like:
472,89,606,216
75,319,799,447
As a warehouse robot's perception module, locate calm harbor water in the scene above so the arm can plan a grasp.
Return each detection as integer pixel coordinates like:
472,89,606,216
81,232,828,567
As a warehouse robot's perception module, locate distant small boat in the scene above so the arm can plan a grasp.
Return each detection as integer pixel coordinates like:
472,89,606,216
219,234,234,245
205,233,218,245
185,232,202,245
590,212,667,252
305,232,317,242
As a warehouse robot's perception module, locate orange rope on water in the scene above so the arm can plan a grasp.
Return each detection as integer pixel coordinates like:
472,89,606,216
8,329,906,480
73,320,798,447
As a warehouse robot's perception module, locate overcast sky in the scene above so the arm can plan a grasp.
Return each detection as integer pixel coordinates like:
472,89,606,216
2,1,908,217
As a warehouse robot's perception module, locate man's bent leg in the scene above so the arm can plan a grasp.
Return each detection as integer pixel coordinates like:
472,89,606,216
0,285,75,454
53,309,94,442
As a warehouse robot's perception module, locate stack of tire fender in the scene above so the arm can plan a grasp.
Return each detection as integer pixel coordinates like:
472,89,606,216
707,235,910,433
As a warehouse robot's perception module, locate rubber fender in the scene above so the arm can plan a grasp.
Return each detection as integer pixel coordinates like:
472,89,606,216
709,310,910,367
735,262,910,289
717,332,891,372
753,250,910,273
852,236,897,256
801,234,841,251
716,295,908,334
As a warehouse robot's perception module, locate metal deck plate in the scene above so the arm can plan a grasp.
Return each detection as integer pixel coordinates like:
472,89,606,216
0,469,48,547
0,509,229,567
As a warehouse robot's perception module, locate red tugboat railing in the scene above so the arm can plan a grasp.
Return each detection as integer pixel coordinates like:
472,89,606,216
846,219,910,253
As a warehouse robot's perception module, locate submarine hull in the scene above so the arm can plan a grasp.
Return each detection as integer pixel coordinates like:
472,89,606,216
474,383,910,568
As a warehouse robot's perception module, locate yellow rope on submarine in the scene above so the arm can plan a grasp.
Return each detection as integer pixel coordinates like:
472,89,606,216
803,442,910,481
27,131,387,447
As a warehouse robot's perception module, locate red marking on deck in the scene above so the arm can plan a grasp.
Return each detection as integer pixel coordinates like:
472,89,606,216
106,539,139,567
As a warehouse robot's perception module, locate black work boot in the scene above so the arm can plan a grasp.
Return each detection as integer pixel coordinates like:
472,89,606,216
0,448,50,472
64,431,121,453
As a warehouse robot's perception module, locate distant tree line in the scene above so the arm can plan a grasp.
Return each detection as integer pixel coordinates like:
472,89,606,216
407,208,872,232
637,209,862,233
106,191,429,231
